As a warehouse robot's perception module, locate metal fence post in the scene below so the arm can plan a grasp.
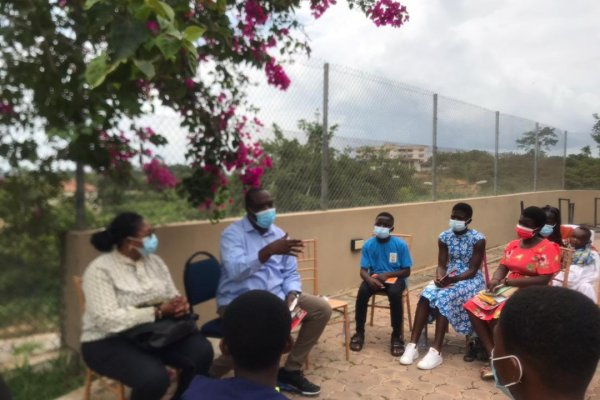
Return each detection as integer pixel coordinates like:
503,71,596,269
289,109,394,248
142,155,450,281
432,93,438,201
320,63,330,210
75,161,86,229
562,131,568,190
494,111,499,195
533,122,539,191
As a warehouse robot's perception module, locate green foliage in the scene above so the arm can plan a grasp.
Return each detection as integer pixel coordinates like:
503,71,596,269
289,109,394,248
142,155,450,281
0,170,76,334
259,119,427,211
565,150,600,190
516,127,559,154
4,353,84,400
591,113,600,156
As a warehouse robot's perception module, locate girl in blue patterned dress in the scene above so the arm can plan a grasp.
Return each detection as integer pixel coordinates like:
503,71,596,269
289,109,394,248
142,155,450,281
400,203,486,370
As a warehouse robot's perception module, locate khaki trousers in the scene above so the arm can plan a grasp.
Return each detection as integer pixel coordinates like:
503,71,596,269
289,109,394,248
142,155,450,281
210,293,332,375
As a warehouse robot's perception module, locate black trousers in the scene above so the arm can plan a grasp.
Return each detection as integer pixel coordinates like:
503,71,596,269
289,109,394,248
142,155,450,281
355,279,406,336
81,331,213,400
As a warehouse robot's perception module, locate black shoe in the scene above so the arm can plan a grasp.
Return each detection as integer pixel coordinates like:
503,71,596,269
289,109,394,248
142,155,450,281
277,368,321,396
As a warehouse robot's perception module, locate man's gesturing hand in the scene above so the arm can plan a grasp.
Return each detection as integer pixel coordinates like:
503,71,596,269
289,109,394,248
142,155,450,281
259,234,304,262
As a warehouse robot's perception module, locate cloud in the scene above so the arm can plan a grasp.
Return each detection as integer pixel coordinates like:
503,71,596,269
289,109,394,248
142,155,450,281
297,0,599,140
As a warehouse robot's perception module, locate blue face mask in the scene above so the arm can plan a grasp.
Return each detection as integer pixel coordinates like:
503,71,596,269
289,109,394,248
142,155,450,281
134,233,158,257
540,224,555,237
491,350,522,400
449,219,467,232
255,208,276,229
373,226,391,239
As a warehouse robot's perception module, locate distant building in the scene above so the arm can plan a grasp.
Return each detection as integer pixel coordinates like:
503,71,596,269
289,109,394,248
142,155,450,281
357,143,431,171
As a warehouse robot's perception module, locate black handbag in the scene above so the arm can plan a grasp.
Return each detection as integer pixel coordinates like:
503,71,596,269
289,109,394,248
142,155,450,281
121,313,199,349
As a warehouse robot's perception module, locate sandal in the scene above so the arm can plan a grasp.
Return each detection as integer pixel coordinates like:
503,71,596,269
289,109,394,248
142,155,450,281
391,335,405,357
480,365,494,380
350,332,364,352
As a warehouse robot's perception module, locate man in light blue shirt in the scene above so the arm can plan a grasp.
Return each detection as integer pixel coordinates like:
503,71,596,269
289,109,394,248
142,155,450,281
214,188,331,397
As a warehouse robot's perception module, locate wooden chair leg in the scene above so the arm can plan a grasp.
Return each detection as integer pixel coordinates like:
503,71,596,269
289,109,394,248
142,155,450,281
84,368,93,400
343,305,350,361
369,295,376,327
404,290,413,332
117,382,126,400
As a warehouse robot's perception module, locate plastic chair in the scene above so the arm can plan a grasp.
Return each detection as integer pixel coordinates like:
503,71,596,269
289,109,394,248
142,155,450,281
183,251,223,338
368,234,413,337
297,239,350,362
72,276,126,400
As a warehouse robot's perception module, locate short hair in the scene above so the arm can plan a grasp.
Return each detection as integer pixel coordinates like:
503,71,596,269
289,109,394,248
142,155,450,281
244,187,267,209
376,212,394,225
452,202,473,219
576,225,592,243
90,212,143,252
500,286,600,396
521,206,547,229
223,290,291,370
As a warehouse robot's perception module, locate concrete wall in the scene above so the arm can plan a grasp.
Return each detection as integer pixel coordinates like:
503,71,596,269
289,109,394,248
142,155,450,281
62,190,600,351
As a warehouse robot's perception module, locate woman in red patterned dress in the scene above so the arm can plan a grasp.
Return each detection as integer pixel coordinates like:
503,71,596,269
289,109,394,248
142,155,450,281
464,206,561,379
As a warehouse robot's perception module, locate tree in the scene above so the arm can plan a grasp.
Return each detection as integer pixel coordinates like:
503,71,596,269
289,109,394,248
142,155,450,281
516,127,559,154
0,0,409,221
591,113,600,156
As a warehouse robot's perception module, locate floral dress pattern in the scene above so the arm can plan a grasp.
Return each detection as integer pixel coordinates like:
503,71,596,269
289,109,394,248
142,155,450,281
420,229,486,335
464,238,561,320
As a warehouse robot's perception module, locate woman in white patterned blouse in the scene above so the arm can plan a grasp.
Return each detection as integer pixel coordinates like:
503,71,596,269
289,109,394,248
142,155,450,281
80,212,213,400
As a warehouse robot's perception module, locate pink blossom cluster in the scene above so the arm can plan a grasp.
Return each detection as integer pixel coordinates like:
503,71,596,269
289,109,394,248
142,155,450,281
242,0,268,38
310,0,337,19
58,0,67,8
137,127,156,141
265,59,290,90
0,102,13,115
146,20,160,35
99,131,135,171
143,158,177,189
368,0,409,27
184,78,195,90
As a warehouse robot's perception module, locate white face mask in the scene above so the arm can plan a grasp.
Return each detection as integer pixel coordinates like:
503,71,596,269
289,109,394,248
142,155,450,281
373,226,391,239
491,349,523,400
449,219,467,232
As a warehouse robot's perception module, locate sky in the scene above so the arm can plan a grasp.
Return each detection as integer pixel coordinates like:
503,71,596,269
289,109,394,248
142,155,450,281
301,0,599,134
137,0,600,164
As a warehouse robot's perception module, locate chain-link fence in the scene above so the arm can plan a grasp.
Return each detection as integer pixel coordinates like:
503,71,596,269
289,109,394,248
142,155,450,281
1,58,597,366
240,59,594,212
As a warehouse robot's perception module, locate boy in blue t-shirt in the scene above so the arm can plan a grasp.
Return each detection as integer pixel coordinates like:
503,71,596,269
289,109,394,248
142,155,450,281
182,290,290,400
350,212,412,356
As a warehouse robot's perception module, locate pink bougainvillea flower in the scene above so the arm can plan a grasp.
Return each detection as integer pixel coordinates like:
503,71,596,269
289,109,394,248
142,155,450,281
146,20,160,35
310,0,337,18
265,59,290,90
143,159,177,189
184,78,195,90
368,0,409,27
0,102,13,115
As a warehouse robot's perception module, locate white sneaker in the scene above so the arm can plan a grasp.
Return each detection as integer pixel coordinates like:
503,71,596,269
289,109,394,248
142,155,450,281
417,347,443,370
399,343,419,365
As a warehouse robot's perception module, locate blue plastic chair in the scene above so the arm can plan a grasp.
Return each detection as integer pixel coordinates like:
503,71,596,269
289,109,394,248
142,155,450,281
183,251,223,338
